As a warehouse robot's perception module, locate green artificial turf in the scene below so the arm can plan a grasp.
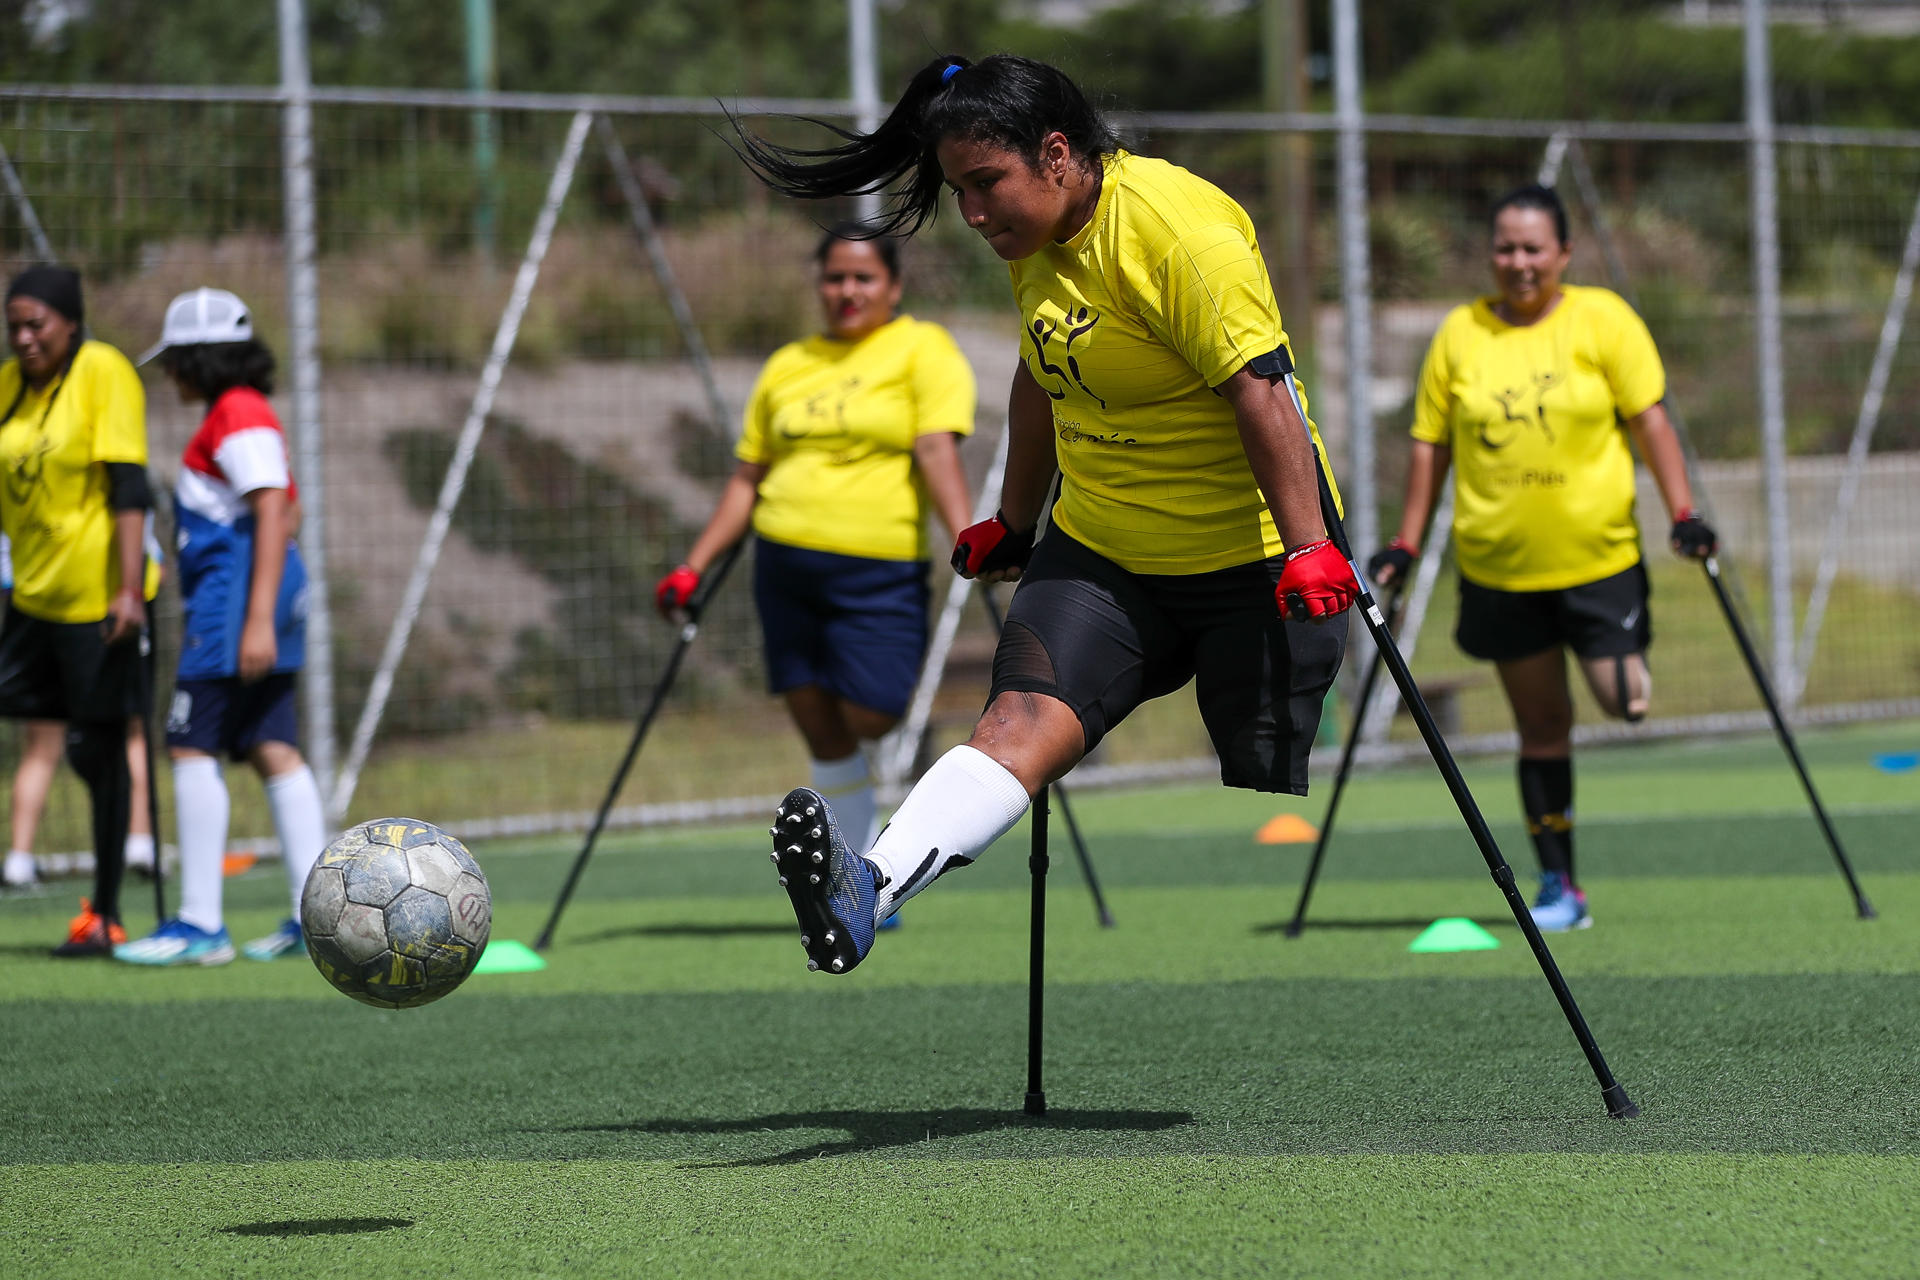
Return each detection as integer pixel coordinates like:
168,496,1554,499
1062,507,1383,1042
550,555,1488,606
3,723,1917,1277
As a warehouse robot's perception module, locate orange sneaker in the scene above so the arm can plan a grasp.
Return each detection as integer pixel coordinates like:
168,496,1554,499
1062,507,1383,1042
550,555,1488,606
51,898,127,958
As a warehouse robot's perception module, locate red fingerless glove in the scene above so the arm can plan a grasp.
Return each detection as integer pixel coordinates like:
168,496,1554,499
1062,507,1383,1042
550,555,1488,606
951,511,1035,578
1275,539,1358,621
655,564,701,616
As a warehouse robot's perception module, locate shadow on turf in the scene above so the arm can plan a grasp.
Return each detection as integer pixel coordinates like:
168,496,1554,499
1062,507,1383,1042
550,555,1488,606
220,1218,413,1237
555,1107,1195,1165
564,922,797,944
1252,917,1510,934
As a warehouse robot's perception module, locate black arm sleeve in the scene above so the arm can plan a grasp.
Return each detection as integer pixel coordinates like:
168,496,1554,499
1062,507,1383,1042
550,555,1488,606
104,462,152,512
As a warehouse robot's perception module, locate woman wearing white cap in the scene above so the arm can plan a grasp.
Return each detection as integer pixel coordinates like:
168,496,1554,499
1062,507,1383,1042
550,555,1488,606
117,288,327,966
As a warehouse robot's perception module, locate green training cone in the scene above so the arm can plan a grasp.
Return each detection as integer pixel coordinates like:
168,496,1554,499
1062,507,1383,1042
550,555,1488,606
473,939,548,974
1408,917,1501,953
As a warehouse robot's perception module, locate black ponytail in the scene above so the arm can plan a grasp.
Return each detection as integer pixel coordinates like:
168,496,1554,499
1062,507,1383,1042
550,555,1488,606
729,54,1119,239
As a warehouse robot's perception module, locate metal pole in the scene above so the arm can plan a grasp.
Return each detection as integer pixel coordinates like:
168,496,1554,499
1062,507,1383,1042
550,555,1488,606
0,138,54,261
329,110,593,822
847,0,882,225
1792,182,1920,697
1330,0,1378,563
277,0,337,806
596,115,731,436
1745,0,1795,703
1263,0,1316,382
465,0,499,260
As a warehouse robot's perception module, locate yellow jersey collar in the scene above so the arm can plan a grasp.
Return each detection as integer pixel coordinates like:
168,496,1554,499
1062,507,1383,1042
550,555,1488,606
1058,150,1125,256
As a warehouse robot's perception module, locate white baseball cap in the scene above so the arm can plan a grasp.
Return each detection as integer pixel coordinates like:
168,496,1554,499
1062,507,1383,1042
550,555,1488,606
138,287,253,365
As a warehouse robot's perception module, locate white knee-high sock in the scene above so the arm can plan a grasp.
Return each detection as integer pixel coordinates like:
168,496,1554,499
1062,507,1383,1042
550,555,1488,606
812,749,877,853
264,765,327,921
869,745,1031,920
173,756,229,934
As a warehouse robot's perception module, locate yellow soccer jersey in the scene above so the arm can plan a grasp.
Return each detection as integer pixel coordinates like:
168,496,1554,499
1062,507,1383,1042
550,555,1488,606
1411,285,1665,592
0,340,157,623
737,315,975,562
1007,150,1337,575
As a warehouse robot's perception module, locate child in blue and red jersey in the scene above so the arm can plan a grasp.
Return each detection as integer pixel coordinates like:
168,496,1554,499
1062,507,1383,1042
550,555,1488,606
117,288,327,966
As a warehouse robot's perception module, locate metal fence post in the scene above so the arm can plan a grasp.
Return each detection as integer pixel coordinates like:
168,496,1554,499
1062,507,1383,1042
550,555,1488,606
1331,0,1378,563
278,0,337,804
1744,0,1795,705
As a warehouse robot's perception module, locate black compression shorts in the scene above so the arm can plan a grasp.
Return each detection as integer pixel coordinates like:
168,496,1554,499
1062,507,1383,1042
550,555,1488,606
0,603,150,724
1454,562,1651,663
989,529,1346,796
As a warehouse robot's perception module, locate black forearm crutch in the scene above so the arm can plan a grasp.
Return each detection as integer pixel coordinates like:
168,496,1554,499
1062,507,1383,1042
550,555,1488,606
535,540,746,951
1024,785,1050,1116
138,628,166,924
1701,556,1874,919
1260,348,1639,1120
1282,580,1405,938
978,589,1114,929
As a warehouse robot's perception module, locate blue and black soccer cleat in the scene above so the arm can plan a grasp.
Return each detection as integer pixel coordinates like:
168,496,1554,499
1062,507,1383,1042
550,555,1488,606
771,787,882,974
1529,871,1591,932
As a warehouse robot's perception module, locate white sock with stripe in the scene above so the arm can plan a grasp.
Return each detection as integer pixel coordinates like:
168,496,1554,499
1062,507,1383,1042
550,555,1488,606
264,765,327,921
868,745,1031,920
172,756,229,934
812,749,878,854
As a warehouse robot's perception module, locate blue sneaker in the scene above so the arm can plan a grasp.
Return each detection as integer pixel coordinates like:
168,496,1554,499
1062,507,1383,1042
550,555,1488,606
242,918,304,961
1530,871,1591,932
877,913,902,931
771,787,881,974
115,918,236,966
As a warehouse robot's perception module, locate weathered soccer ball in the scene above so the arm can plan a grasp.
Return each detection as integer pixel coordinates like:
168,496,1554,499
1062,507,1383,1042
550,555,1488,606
300,818,492,1009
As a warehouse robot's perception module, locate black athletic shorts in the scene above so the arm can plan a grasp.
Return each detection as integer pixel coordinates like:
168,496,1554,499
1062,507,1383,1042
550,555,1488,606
991,528,1347,796
0,602,150,724
1455,562,1651,663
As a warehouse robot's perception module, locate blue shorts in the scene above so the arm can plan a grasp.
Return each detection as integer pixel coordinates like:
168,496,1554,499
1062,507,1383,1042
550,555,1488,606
165,673,300,760
752,538,931,719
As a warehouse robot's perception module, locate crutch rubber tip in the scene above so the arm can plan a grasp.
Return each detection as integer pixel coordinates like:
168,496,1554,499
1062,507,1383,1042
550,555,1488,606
1602,1083,1640,1120
1856,899,1878,920
1023,1092,1047,1117
1281,921,1304,939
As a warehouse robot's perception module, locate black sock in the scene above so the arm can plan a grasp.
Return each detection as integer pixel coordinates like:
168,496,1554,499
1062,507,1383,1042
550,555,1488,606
67,722,131,921
1518,756,1574,883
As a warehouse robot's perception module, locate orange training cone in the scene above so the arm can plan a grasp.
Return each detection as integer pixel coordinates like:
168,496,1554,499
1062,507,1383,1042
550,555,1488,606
1255,813,1320,844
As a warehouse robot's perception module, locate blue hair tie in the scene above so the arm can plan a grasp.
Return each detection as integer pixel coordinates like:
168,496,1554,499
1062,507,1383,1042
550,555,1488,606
941,63,963,85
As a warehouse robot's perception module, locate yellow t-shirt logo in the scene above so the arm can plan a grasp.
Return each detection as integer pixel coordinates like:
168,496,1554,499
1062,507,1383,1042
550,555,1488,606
1482,368,1565,450
1025,306,1106,409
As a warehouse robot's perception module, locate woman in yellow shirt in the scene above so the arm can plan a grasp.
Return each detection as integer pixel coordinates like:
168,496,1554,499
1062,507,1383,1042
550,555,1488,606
1370,184,1717,932
733,54,1357,975
0,264,157,955
656,225,975,871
